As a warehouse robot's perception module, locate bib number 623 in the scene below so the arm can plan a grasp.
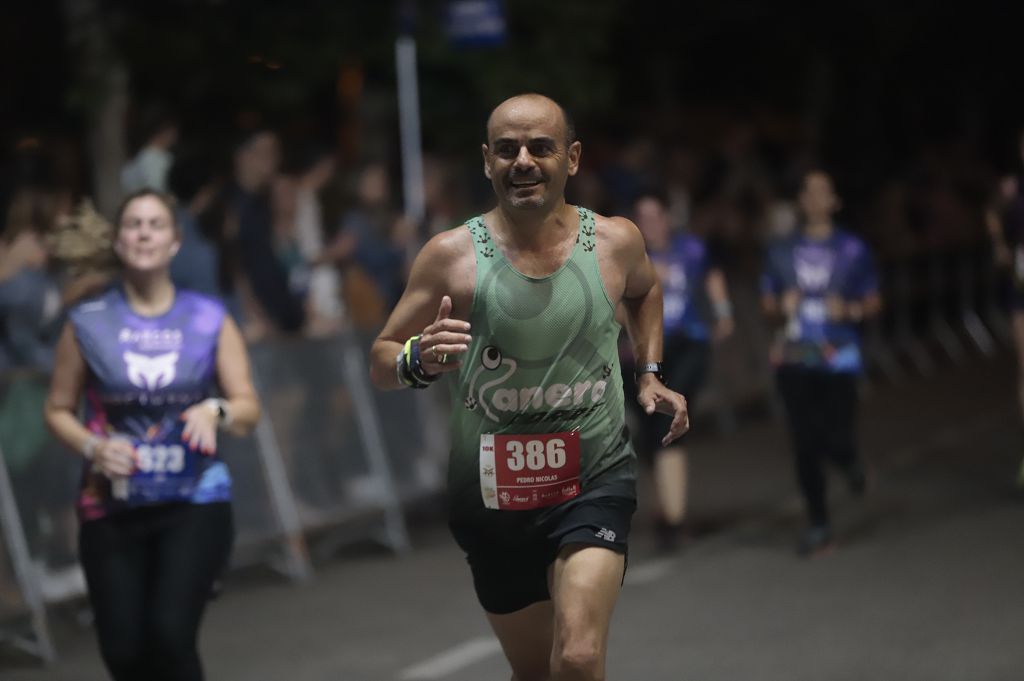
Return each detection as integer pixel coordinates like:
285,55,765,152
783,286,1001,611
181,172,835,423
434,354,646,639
135,444,186,474
506,438,566,472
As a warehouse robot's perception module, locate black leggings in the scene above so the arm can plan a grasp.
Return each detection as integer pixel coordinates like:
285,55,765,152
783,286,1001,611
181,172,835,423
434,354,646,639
776,367,859,527
79,502,233,681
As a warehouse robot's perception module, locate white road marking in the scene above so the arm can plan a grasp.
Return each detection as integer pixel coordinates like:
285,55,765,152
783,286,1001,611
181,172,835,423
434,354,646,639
397,636,503,680
395,558,680,679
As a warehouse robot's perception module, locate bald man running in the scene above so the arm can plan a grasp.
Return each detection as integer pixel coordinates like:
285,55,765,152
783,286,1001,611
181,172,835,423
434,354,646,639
370,94,688,681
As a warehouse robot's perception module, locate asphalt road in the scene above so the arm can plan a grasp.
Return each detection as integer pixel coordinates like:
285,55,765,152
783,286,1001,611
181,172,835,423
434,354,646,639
3,353,1022,681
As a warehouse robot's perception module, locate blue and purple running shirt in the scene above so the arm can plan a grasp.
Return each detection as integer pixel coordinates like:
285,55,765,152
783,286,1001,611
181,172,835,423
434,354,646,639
653,234,713,341
69,285,232,520
762,230,879,373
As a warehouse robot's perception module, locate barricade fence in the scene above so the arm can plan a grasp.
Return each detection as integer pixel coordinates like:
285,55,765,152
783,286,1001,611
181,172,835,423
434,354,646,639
0,331,441,663
0,243,1012,664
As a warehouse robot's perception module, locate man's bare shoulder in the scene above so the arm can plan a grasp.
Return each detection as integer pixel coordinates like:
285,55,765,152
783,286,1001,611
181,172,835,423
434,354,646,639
410,225,476,302
419,224,474,264
591,211,644,255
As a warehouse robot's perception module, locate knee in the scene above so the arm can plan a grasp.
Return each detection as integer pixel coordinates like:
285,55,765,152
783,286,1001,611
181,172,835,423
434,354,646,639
552,638,604,681
98,636,147,677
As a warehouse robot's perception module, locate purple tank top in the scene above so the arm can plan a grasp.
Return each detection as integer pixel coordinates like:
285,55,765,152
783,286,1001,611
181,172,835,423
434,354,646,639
69,285,232,520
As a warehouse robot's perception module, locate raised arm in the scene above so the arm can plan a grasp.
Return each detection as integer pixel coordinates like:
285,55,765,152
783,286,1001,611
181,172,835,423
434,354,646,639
369,229,474,391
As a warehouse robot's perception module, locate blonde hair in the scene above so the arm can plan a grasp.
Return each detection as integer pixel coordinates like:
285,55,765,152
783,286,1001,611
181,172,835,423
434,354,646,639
47,199,118,278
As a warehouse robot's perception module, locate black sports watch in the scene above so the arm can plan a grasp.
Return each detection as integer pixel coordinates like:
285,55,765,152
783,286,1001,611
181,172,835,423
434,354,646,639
634,361,665,384
214,400,228,424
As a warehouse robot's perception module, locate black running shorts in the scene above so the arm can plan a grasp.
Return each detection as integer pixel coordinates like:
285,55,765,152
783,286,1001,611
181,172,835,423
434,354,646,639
449,493,636,615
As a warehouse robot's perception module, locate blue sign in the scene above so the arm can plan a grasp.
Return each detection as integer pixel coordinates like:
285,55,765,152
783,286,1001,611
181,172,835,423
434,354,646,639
446,0,506,48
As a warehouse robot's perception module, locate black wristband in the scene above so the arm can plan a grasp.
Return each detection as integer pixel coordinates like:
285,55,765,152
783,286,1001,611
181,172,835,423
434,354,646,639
634,361,664,384
408,336,440,388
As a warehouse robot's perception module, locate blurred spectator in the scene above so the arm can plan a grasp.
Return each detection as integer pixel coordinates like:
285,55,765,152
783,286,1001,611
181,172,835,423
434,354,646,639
600,136,658,215
985,131,1024,485
422,154,471,238
277,145,346,336
229,129,305,339
324,162,414,329
664,145,698,231
0,187,87,573
0,188,64,371
167,148,231,303
120,108,179,194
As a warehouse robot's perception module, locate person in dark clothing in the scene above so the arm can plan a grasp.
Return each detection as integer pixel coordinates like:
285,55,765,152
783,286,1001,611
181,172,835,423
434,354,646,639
761,170,881,556
229,130,304,336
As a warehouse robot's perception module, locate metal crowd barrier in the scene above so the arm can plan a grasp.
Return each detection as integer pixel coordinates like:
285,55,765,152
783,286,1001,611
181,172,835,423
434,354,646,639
865,243,1008,382
0,330,441,664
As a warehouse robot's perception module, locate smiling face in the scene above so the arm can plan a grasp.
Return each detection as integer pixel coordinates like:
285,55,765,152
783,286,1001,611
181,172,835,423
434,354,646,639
115,194,180,274
482,95,581,212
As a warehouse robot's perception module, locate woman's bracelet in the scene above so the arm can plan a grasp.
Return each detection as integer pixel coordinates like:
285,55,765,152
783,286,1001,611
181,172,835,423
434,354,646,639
81,434,101,460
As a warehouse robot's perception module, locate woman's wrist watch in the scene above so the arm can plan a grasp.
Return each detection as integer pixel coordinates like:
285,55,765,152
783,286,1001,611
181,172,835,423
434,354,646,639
634,361,665,384
203,398,232,428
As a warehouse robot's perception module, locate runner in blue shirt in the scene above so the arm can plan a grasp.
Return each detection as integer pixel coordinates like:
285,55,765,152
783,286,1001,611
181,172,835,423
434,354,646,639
761,170,881,556
44,189,262,681
629,189,733,551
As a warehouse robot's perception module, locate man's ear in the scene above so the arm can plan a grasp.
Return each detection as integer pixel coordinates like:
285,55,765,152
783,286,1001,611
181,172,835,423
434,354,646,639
567,140,582,177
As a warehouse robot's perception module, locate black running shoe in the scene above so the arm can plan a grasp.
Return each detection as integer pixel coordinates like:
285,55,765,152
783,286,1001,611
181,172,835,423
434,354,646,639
797,525,834,557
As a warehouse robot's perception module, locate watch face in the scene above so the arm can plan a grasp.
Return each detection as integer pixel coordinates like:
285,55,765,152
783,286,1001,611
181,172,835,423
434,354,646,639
634,363,664,384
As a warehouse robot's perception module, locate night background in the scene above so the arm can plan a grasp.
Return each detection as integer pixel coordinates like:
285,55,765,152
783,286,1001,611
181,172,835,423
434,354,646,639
1,2,1022,680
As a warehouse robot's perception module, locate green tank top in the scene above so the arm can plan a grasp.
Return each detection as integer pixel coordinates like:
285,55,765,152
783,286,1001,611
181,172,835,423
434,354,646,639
447,206,636,516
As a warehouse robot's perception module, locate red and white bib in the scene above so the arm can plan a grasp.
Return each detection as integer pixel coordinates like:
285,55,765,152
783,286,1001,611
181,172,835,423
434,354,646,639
479,431,581,510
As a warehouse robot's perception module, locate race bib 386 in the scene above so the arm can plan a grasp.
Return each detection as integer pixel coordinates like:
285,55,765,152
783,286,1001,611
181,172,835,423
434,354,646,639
479,431,581,510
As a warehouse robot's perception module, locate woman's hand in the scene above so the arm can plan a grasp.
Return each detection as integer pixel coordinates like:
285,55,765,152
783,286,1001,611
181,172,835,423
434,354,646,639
181,401,220,455
92,437,136,478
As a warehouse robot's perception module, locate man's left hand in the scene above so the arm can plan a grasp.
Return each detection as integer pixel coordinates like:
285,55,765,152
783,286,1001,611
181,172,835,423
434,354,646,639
636,375,689,446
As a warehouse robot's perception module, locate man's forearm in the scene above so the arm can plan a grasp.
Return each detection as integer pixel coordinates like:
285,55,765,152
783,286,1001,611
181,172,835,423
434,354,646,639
623,279,664,364
370,339,406,391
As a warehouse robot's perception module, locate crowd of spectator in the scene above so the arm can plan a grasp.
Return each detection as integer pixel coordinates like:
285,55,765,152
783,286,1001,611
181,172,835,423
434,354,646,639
0,103,1009,380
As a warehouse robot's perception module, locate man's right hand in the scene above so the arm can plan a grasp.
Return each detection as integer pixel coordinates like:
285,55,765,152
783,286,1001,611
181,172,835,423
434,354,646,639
93,438,136,478
419,295,472,376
